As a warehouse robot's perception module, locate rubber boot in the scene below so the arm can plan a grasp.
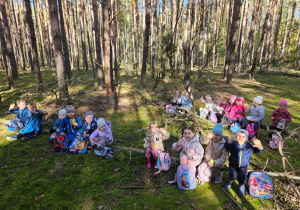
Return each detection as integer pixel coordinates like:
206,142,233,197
147,158,151,169
154,158,158,168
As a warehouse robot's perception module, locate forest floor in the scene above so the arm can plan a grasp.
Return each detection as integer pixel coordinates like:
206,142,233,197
0,65,299,209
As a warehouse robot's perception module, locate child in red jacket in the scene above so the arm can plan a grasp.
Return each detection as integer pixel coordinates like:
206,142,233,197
269,99,292,138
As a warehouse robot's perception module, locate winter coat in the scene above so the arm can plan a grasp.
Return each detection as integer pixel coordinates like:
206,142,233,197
271,108,292,128
7,107,31,125
31,110,44,127
229,104,247,119
200,99,215,112
143,129,170,151
224,140,264,168
173,133,204,166
220,103,234,115
247,105,265,122
212,103,225,114
83,118,99,135
53,118,63,130
200,135,229,168
59,116,83,134
90,127,113,145
181,96,194,110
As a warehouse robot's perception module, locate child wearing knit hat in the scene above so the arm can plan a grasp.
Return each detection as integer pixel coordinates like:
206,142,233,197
269,99,292,139
89,118,113,147
199,123,229,184
223,130,264,196
50,109,66,134
82,111,98,138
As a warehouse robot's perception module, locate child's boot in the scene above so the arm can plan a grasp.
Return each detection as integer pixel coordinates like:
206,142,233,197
238,184,245,196
147,158,151,169
154,158,158,168
223,181,233,191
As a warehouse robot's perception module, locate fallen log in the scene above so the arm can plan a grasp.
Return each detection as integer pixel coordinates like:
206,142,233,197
247,170,300,180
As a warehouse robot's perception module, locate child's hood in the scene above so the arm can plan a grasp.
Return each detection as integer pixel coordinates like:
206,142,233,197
186,133,200,144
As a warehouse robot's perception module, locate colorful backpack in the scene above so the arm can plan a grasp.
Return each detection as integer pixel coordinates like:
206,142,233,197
19,117,40,138
196,162,211,184
94,143,115,159
199,110,207,118
248,171,273,199
50,132,57,142
230,122,240,133
154,152,172,175
53,134,69,153
69,136,88,154
5,117,21,132
269,134,283,150
247,122,260,139
168,165,197,190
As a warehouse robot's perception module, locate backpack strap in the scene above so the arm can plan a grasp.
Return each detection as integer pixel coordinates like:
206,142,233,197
154,169,162,175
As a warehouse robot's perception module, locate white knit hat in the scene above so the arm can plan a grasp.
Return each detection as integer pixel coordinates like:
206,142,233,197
58,109,66,116
253,96,263,104
97,118,106,127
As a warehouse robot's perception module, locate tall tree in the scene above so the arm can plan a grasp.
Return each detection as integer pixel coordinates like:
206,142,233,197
141,0,151,89
183,0,192,85
272,0,284,64
0,0,18,79
33,0,45,68
150,0,157,79
48,0,69,100
79,0,88,71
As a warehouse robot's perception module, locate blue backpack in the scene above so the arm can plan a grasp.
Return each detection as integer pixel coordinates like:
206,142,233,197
168,165,197,190
5,117,20,132
69,136,88,154
19,117,40,138
248,171,273,199
54,134,69,153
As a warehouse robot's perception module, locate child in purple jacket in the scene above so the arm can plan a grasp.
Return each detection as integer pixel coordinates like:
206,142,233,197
89,118,113,147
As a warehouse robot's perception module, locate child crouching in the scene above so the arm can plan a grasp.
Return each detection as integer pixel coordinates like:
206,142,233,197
89,118,113,147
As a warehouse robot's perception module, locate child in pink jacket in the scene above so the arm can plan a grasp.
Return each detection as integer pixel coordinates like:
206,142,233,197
229,97,248,124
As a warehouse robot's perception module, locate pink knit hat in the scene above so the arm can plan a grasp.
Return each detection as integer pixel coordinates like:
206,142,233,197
279,99,287,106
229,95,237,100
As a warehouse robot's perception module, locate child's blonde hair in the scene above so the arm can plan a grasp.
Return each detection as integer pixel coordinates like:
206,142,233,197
205,95,212,101
215,94,223,101
148,121,158,129
16,99,26,105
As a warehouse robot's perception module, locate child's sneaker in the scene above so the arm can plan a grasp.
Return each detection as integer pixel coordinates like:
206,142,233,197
154,162,157,169
223,181,233,191
238,184,245,196
6,136,17,141
214,172,223,184
22,137,29,141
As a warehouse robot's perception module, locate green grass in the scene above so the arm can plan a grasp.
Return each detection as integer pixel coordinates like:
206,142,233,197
0,65,299,209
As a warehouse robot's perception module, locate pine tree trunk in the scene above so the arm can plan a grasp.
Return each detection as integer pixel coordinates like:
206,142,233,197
134,0,140,67
272,0,284,64
183,0,192,86
226,0,242,84
92,0,104,90
198,0,205,71
223,0,233,79
111,0,118,80
141,0,151,89
150,0,157,79
80,0,88,71
161,0,166,78
33,0,45,68
1,0,18,79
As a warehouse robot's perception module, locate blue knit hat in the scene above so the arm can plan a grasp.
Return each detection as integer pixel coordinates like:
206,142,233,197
85,111,94,118
236,129,249,141
66,105,75,113
212,123,223,136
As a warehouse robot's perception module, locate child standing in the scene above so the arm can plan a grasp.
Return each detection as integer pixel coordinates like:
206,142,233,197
269,99,292,138
172,126,204,170
199,123,229,183
59,105,83,142
82,111,98,138
6,99,31,129
166,90,182,114
229,97,247,124
50,109,66,134
143,121,170,169
89,118,113,147
223,129,264,196
199,95,215,118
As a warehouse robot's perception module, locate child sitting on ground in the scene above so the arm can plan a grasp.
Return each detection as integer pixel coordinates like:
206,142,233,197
199,95,214,118
59,105,83,142
240,96,265,136
269,99,292,139
210,94,225,123
89,118,113,147
223,129,264,196
166,90,182,114
220,95,236,117
199,123,229,184
181,88,194,111
6,99,31,130
82,111,98,138
229,97,248,124
50,109,66,134
172,126,204,170
143,121,170,168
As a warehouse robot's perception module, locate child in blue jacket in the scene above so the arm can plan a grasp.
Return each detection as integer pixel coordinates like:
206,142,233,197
82,111,98,138
223,129,264,196
59,105,83,142
50,109,66,134
6,99,31,129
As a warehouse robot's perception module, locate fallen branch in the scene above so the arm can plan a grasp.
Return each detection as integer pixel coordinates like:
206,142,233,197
119,183,172,189
247,170,300,180
221,187,244,210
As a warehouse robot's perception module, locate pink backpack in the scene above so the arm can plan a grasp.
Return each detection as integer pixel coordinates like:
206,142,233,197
154,152,172,175
168,165,197,190
269,134,283,150
246,122,260,139
196,162,211,184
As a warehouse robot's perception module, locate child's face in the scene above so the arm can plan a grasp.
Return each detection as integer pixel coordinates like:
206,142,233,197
236,132,247,144
236,100,242,105
59,115,65,120
28,105,37,113
252,101,259,107
279,104,287,111
18,102,26,110
99,125,107,131
67,111,75,118
183,129,195,141
214,97,221,104
175,91,180,98
205,98,212,103
150,125,158,134
212,133,222,142
85,115,93,123
229,98,235,104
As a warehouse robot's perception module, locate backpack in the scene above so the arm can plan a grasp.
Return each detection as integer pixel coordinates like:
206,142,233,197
69,136,88,154
247,122,260,139
269,134,283,150
248,171,273,199
209,111,218,123
168,165,197,190
54,134,69,153
94,143,115,159
5,117,21,132
19,117,40,138
230,122,240,133
196,162,211,184
154,152,172,175
199,110,207,118
50,132,57,142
